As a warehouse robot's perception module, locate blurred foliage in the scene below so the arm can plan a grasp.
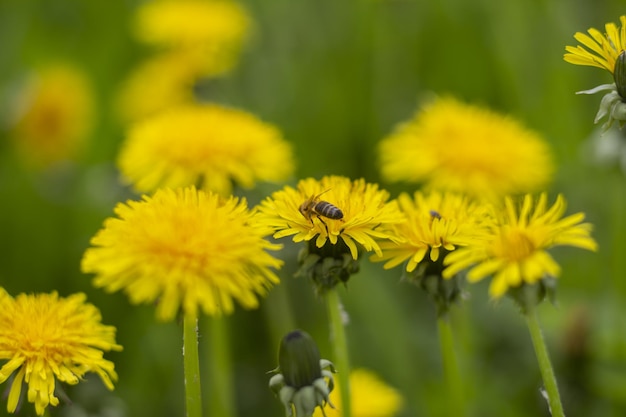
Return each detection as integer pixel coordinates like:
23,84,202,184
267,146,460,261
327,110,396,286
1,0,626,416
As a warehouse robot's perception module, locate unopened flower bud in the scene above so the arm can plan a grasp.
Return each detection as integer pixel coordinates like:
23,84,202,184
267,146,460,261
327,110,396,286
613,51,626,99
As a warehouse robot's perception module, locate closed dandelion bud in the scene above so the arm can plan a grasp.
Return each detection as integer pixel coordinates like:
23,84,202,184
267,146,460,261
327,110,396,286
279,331,322,389
269,330,336,417
613,51,626,99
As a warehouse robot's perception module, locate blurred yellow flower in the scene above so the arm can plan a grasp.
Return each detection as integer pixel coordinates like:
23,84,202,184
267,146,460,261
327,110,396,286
117,103,294,196
372,191,493,272
255,176,404,260
443,194,598,298
81,186,283,321
379,97,553,199
0,288,121,416
8,65,95,167
133,0,250,76
564,15,626,74
115,52,201,123
313,368,404,417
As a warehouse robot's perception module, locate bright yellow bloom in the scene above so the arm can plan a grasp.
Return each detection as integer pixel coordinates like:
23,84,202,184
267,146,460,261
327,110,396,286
255,176,404,260
133,0,250,75
379,97,553,199
564,15,626,73
372,191,493,272
115,52,201,123
8,64,94,167
443,194,597,298
117,103,294,196
313,368,404,417
0,288,121,416
81,186,282,321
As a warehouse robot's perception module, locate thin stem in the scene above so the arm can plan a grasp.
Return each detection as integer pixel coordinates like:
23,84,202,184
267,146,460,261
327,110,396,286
436,314,465,417
524,305,566,417
183,314,203,417
325,288,351,417
205,316,235,417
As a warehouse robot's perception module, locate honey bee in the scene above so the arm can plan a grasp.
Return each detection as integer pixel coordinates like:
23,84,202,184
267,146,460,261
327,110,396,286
299,191,344,231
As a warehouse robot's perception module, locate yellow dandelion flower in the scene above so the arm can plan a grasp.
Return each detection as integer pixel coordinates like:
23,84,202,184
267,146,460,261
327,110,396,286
117,103,294,196
134,0,250,75
255,176,404,260
81,186,283,321
313,368,404,417
372,191,493,272
115,52,201,123
379,97,553,199
0,288,121,416
443,193,597,298
564,15,626,73
8,64,95,167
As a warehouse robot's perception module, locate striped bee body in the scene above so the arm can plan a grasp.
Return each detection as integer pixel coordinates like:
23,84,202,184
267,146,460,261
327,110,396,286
313,201,343,220
299,191,344,233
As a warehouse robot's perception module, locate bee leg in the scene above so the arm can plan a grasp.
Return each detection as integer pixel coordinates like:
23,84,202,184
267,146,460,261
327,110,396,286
316,215,330,236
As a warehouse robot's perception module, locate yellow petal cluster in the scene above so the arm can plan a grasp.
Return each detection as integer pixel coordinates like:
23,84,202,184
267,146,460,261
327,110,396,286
443,194,597,298
0,289,121,416
9,64,94,167
564,15,626,73
81,186,283,321
118,104,294,196
379,97,553,199
255,176,404,259
372,191,493,272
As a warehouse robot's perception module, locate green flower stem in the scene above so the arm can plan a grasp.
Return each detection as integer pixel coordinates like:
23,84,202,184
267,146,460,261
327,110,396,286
326,288,351,417
524,305,565,417
183,314,203,417
263,282,297,353
437,314,465,417
205,316,235,417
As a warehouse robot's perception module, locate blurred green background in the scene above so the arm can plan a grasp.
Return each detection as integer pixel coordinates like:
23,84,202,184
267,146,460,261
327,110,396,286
1,0,625,416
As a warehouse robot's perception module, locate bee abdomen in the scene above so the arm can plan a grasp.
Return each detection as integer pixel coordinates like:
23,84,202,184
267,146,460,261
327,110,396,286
314,201,344,219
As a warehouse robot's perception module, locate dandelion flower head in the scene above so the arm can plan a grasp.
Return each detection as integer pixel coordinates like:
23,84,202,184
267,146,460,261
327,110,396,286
0,288,121,416
372,191,493,272
564,15,626,74
118,103,295,196
379,97,553,199
133,0,250,75
313,368,404,417
255,176,405,260
8,64,95,167
81,186,283,321
443,193,597,298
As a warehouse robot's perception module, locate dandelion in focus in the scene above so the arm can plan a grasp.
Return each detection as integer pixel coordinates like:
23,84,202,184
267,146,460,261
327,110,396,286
564,15,626,129
313,368,403,417
379,96,553,199
81,186,283,321
372,191,493,315
117,104,294,196
0,288,121,416
564,15,625,74
6,64,95,167
443,193,597,417
443,193,597,299
256,176,403,262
